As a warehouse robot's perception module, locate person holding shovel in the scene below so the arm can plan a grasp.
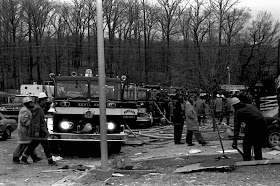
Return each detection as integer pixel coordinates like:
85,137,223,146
231,97,266,161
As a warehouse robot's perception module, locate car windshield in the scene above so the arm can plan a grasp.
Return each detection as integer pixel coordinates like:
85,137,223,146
90,80,121,100
56,81,88,99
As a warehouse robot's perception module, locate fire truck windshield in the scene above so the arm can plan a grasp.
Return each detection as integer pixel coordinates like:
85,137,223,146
90,80,121,100
56,81,88,98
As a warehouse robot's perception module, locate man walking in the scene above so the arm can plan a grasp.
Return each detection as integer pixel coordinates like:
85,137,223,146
12,96,42,163
170,90,185,144
231,97,266,161
21,92,56,165
185,94,208,146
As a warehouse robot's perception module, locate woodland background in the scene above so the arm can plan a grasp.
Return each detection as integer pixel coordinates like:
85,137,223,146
0,0,279,94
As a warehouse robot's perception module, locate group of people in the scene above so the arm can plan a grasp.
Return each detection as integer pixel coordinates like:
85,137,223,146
213,94,232,126
12,92,57,165
169,91,209,146
169,89,267,161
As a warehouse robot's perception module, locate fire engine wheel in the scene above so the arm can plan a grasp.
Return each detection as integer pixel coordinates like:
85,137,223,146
266,128,280,147
108,142,122,154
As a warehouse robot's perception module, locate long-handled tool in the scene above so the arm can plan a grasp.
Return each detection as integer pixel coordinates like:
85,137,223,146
234,146,244,157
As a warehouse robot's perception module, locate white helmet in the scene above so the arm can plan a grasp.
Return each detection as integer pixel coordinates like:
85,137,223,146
38,92,48,99
231,97,240,106
23,96,32,104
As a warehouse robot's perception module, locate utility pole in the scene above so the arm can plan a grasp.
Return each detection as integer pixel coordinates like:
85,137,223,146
97,0,109,172
227,66,230,85
277,39,280,77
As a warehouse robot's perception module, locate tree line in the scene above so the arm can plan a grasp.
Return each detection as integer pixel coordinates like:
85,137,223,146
0,0,279,95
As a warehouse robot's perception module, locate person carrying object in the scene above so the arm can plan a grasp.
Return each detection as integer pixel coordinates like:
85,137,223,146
231,97,266,161
12,96,42,164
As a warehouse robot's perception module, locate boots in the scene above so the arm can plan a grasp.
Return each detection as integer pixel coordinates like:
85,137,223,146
32,156,43,163
20,156,29,165
12,157,20,164
48,159,58,166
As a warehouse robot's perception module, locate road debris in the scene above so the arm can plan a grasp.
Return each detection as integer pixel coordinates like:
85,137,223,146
189,149,202,154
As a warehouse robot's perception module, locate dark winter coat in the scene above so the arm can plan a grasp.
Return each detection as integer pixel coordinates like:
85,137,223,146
28,102,49,140
194,98,206,116
170,98,185,125
233,103,266,142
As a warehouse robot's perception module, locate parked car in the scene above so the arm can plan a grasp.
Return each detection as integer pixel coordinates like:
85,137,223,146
0,112,17,140
262,106,280,147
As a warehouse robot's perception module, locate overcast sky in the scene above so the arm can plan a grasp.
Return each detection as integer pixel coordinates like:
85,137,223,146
57,0,280,21
238,0,280,21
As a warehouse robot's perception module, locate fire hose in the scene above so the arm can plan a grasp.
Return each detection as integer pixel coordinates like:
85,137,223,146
125,124,183,146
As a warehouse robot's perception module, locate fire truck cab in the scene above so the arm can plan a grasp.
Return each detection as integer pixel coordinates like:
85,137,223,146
47,70,137,154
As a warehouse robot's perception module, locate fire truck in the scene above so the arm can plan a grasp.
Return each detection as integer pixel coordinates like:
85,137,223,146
46,70,138,154
0,83,53,121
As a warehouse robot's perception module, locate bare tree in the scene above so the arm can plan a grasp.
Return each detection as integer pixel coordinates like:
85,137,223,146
103,0,126,77
157,0,183,85
0,0,23,88
238,11,280,85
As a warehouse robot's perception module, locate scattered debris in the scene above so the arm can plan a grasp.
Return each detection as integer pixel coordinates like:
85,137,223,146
112,173,124,177
52,156,63,161
267,150,280,155
216,150,238,153
112,157,133,170
112,169,157,174
273,146,280,151
189,149,202,154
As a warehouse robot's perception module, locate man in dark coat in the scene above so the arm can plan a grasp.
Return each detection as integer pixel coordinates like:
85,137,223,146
231,97,266,161
170,90,185,144
21,92,56,165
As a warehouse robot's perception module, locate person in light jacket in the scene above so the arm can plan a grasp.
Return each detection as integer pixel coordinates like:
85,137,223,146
185,94,208,146
12,97,42,163
21,92,56,165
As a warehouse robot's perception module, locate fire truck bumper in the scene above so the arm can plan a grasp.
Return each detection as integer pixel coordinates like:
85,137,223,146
48,132,128,142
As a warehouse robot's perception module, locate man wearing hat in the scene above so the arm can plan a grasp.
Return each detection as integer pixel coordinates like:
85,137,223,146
231,97,266,161
21,92,56,165
12,96,42,163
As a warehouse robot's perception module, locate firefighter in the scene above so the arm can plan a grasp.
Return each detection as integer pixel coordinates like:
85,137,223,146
21,92,57,165
170,90,185,144
12,96,42,163
231,97,266,161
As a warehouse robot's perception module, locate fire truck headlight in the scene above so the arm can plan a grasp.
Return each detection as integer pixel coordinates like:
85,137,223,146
0,107,6,111
60,121,74,130
46,118,53,133
107,122,116,130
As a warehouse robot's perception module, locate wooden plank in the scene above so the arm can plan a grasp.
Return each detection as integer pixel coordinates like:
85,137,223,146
173,163,230,173
174,159,280,173
112,169,157,173
235,159,280,166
